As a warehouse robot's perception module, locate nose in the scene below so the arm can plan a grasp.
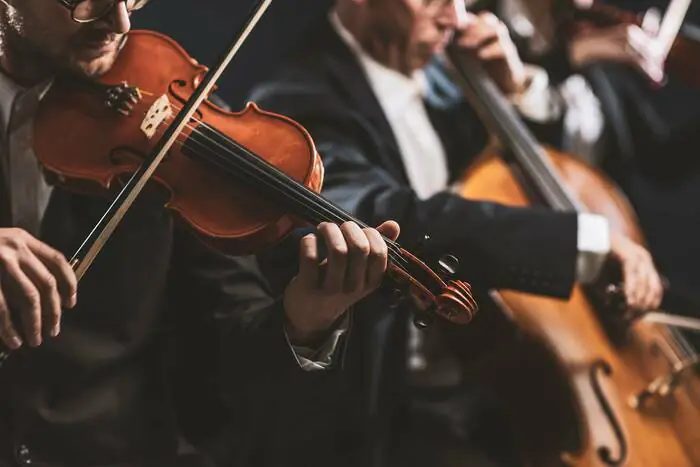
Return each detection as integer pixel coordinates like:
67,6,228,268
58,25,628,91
105,1,131,34
437,0,462,29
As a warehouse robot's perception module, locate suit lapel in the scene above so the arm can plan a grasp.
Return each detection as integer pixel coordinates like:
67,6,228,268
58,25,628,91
316,18,410,184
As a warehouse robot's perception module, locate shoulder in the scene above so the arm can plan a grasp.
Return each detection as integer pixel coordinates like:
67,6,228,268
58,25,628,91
247,20,348,117
249,53,335,109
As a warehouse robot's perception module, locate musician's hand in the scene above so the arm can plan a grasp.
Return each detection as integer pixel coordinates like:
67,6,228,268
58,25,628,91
610,232,663,311
569,9,665,84
0,229,77,350
454,11,527,94
283,220,400,345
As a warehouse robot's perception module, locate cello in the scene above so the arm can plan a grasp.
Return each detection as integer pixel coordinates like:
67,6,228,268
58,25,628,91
442,8,700,466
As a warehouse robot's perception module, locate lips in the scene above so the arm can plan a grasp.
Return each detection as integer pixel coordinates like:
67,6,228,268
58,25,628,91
78,29,118,49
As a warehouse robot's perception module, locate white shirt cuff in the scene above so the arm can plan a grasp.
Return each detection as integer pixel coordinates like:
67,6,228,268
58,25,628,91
284,312,350,371
507,64,563,123
576,213,611,284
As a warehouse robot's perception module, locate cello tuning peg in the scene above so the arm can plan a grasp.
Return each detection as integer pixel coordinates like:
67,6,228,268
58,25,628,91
438,254,459,278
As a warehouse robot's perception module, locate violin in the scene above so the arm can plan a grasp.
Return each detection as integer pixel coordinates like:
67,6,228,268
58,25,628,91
555,0,700,87
0,2,477,366
443,35,700,466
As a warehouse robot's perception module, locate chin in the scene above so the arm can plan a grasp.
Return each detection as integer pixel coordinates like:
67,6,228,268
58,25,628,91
72,49,119,79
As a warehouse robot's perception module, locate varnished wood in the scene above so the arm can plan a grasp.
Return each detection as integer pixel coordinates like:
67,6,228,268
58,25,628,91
457,147,700,466
32,29,478,326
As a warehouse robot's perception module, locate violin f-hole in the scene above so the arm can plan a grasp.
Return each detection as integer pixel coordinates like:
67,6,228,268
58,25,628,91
169,80,204,121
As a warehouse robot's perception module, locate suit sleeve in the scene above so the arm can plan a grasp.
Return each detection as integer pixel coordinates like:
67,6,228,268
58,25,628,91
168,228,349,465
251,84,579,299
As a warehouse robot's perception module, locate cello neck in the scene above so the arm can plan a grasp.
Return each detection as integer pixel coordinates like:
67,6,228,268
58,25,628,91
442,45,582,213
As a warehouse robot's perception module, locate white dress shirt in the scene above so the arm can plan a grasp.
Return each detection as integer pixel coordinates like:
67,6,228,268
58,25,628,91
498,0,608,165
330,11,611,384
0,70,343,372
329,12,610,277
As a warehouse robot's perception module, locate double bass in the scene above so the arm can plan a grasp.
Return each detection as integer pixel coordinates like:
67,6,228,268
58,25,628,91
442,10,700,466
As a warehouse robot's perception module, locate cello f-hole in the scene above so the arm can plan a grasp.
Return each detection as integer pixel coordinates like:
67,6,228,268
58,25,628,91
590,360,628,466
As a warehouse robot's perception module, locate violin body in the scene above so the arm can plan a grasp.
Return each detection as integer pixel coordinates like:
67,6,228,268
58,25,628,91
31,29,478,326
457,146,700,466
35,30,323,255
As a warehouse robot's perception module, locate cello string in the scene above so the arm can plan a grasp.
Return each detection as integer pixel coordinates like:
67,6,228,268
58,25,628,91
448,48,700,358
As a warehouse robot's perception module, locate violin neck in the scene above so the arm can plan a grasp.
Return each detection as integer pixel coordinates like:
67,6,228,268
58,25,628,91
443,47,581,213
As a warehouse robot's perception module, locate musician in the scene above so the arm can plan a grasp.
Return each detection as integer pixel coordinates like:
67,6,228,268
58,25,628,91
473,0,666,163
490,0,700,322
248,0,665,465
0,1,400,466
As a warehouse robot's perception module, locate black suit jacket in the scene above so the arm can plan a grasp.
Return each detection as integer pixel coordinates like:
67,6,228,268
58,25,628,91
249,17,578,298
0,183,345,467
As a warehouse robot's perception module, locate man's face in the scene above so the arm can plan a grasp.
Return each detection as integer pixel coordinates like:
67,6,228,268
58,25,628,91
363,0,462,72
3,0,134,78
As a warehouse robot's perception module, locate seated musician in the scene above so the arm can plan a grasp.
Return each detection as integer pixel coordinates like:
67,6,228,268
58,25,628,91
491,0,700,326
472,0,666,163
0,1,401,466
247,0,666,465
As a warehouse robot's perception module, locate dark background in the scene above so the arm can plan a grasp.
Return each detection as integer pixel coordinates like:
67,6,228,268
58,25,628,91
132,0,334,109
131,0,700,109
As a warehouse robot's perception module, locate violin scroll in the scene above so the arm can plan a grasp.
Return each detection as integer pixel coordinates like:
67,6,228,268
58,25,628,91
387,247,478,326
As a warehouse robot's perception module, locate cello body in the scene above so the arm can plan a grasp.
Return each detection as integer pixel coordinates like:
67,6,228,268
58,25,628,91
456,146,700,466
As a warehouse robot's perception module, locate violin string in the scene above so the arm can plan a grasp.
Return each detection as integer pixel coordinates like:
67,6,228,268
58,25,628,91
151,111,358,227
150,113,359,231
176,127,414,275
151,105,409,259
149,113,413,273
174,124,413,272
157,102,407,258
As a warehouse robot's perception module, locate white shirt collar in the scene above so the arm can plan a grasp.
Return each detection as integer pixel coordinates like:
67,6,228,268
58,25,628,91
329,10,430,118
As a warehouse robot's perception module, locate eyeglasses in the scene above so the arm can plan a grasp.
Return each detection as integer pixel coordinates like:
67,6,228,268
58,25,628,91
56,0,150,23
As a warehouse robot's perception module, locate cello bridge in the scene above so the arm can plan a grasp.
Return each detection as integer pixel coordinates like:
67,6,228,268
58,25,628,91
140,95,173,140
629,357,700,409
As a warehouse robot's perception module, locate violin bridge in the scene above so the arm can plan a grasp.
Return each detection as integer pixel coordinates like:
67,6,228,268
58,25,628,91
140,95,173,140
